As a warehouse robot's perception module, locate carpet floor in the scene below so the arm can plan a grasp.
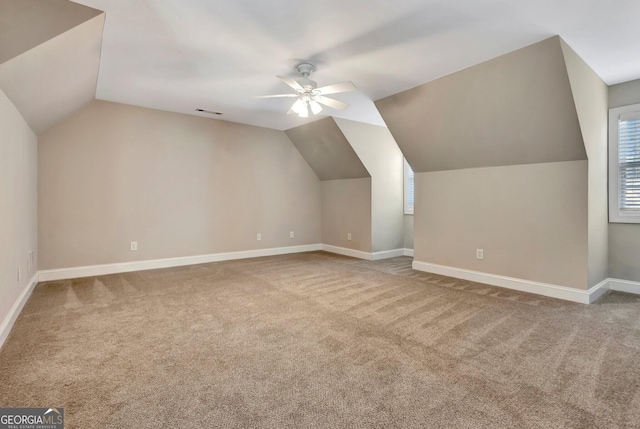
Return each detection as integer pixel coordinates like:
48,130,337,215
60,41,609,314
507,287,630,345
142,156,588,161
1,252,640,428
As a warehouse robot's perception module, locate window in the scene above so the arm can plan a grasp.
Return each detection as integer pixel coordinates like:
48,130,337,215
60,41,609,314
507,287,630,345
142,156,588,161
404,158,414,215
609,103,640,223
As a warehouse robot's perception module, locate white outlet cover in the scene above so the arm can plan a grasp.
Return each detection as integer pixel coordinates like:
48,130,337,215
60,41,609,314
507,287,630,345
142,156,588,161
290,231,294,239
257,233,262,241
130,241,138,251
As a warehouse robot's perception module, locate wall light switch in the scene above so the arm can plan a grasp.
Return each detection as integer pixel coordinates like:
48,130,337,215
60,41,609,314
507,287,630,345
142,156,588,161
130,241,138,251
257,233,262,241
290,231,295,239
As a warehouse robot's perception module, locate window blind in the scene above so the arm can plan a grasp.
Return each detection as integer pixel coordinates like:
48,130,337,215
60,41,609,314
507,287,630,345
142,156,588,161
407,165,414,209
618,112,640,213
404,158,414,214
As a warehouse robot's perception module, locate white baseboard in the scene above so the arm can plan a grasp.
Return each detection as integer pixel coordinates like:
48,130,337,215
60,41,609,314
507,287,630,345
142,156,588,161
588,279,611,304
39,244,323,281
608,278,640,295
320,245,408,261
0,272,39,350
372,248,406,260
320,244,372,260
39,244,415,282
403,248,414,257
412,260,607,304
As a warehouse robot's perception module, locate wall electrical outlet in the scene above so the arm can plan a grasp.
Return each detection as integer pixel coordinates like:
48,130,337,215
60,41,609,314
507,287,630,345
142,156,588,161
130,241,138,251
347,233,352,241
289,231,295,239
17,266,21,282
27,251,33,271
476,248,484,260
257,233,262,241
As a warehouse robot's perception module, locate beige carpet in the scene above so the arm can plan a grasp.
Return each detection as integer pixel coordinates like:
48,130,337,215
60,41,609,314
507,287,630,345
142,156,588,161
1,252,640,428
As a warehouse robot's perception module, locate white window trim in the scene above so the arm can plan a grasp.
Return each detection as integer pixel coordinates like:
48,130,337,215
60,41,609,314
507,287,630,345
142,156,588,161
609,103,640,223
404,158,414,215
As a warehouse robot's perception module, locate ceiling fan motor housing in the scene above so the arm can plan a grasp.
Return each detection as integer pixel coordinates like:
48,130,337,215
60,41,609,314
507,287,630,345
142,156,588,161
297,63,315,76
297,63,317,91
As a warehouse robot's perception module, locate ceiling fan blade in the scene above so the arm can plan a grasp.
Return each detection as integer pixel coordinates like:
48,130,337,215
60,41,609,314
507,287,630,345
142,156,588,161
253,94,298,99
316,96,349,110
277,76,304,92
315,81,356,95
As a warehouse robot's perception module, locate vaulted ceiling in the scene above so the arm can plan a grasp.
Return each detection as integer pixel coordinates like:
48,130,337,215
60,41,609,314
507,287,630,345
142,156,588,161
0,0,103,133
2,0,640,132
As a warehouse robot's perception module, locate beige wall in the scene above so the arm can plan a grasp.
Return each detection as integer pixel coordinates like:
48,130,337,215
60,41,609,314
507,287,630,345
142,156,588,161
375,36,595,290
609,79,640,281
414,161,589,290
403,215,414,250
609,79,640,109
38,100,322,269
560,39,609,287
0,88,38,333
321,178,372,252
609,226,640,282
334,119,404,252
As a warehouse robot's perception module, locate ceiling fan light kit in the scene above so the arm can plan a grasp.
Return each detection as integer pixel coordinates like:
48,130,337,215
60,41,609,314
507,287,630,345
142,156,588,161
254,63,357,118
309,100,322,115
291,98,309,117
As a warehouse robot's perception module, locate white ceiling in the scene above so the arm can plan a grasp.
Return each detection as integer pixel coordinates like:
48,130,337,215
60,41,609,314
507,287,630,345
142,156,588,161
70,0,640,131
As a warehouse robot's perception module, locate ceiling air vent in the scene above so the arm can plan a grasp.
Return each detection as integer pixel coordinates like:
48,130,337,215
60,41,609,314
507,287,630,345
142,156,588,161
195,108,223,115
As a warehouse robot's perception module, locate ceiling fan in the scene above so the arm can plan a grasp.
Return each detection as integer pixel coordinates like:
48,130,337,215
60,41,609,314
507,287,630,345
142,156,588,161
254,63,356,118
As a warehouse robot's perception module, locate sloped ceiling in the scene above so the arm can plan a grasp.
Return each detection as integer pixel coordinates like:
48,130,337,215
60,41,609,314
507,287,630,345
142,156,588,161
0,12,104,134
285,118,369,181
375,37,587,173
0,0,102,64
